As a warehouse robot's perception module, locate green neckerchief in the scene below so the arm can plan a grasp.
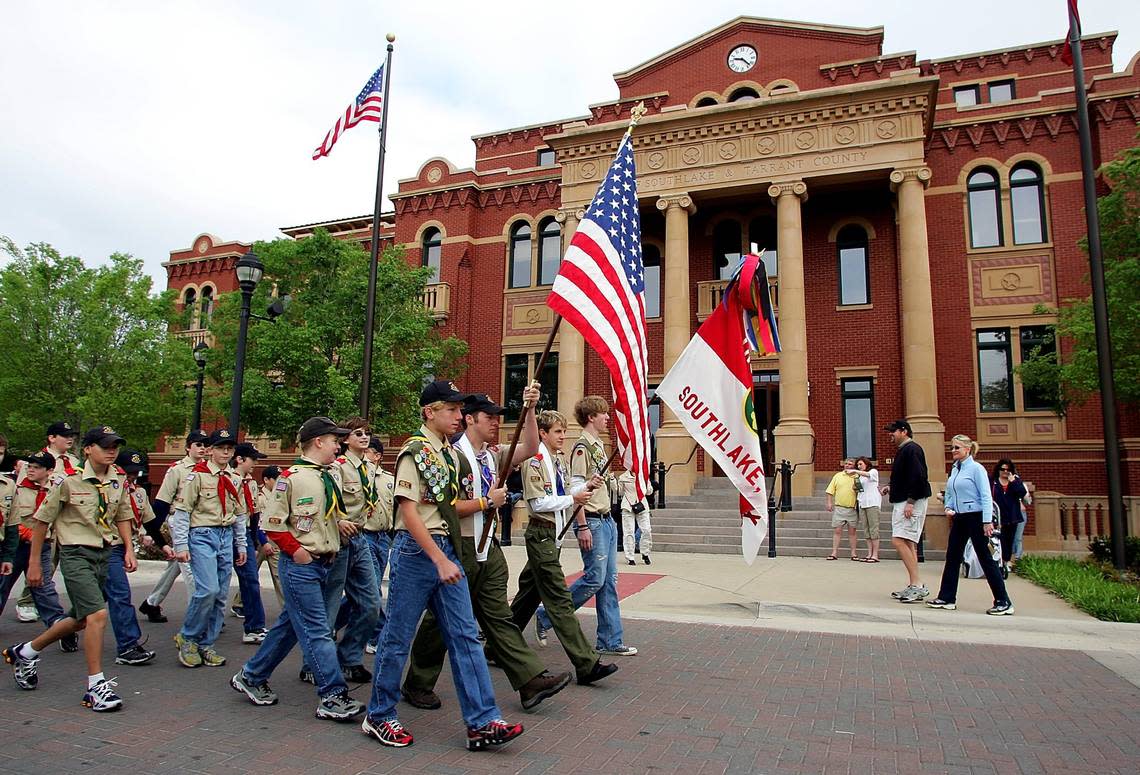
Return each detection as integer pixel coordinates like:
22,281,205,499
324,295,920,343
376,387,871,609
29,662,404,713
292,458,347,521
346,452,376,510
84,476,113,532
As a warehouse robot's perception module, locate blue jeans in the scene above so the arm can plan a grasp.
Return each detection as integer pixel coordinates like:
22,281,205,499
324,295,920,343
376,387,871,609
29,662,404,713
105,543,143,653
330,533,380,667
233,528,266,632
0,541,65,627
363,530,391,648
367,532,499,729
180,526,234,647
539,515,624,650
300,545,348,674
243,553,347,698
1012,520,1027,559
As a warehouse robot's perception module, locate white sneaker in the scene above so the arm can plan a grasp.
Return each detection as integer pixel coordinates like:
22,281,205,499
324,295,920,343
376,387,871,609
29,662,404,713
242,629,268,644
83,678,123,712
600,645,638,656
365,643,377,655
15,604,39,623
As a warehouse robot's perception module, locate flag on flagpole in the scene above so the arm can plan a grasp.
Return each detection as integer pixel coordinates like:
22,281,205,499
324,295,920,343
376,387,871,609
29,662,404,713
547,133,652,498
1061,0,1080,66
657,253,779,564
312,65,386,160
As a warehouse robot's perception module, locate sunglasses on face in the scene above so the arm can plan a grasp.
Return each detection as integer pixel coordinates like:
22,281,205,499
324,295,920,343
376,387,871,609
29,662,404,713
950,445,966,450
351,430,370,437
999,467,1011,472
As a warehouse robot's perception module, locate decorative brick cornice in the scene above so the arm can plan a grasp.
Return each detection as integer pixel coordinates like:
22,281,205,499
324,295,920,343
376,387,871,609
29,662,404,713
392,180,562,216
922,35,1114,77
821,53,916,83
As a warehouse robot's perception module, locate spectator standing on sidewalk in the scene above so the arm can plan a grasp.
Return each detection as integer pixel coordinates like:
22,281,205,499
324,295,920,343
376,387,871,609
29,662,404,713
825,458,860,561
990,458,1027,578
619,470,652,566
854,457,881,562
881,420,932,603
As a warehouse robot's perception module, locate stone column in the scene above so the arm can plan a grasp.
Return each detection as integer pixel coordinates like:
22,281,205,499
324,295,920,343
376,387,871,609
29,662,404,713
768,181,815,496
890,166,948,546
555,208,585,417
654,193,698,496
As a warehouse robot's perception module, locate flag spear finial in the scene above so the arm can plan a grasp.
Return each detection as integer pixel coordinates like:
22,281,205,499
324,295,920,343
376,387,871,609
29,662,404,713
628,101,647,130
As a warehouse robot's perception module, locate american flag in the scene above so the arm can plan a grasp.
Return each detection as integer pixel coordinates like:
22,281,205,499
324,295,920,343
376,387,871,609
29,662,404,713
547,134,652,499
312,65,385,160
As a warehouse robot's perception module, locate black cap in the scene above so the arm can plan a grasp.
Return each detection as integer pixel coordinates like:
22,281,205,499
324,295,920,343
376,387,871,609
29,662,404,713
298,416,351,443
464,393,506,416
367,435,385,454
186,429,209,446
26,450,56,470
234,442,267,460
883,419,913,435
46,421,77,437
206,429,236,447
82,425,125,449
419,379,468,406
115,448,145,475
262,465,281,480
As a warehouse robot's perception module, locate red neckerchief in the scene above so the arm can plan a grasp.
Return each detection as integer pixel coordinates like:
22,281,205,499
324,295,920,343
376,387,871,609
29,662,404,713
45,447,77,476
193,461,240,517
19,478,49,512
125,481,143,527
240,477,256,514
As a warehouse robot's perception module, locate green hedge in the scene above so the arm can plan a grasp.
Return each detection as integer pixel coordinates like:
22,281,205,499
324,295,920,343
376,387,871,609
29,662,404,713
1016,555,1140,623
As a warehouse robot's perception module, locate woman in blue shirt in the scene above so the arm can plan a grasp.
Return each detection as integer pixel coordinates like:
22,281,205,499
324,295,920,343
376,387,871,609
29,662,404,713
926,434,1014,615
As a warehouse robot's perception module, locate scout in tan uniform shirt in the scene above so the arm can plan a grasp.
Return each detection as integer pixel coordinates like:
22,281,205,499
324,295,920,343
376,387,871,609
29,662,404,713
232,416,366,723
3,426,136,713
362,380,523,751
170,429,248,669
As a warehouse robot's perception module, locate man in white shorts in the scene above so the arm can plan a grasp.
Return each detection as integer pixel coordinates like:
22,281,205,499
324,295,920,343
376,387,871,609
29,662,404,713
880,420,932,603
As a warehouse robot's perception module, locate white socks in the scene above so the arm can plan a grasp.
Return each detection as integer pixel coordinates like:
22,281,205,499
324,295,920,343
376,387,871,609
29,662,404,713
18,643,40,660
88,672,105,689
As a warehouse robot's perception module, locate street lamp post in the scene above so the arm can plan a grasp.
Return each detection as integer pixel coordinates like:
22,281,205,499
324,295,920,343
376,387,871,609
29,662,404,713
229,251,264,436
191,339,209,431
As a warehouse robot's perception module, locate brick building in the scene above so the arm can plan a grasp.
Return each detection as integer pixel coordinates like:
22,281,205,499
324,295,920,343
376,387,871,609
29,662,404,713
166,17,1140,551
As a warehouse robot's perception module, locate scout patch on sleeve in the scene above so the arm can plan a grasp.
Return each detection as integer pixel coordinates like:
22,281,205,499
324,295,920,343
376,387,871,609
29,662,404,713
297,497,314,505
275,480,288,491
266,516,284,527
528,459,541,470
51,475,65,486
544,484,553,494
398,479,412,489
295,516,314,532
185,474,196,482
528,473,543,483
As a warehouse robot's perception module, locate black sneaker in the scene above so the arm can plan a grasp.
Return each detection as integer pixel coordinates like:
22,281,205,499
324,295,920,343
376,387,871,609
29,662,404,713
627,559,636,566
139,601,168,623
316,691,365,721
2,643,39,690
577,661,618,686
82,678,123,712
642,555,651,565
59,634,80,653
115,645,157,665
298,666,315,685
231,605,245,619
925,599,957,610
341,664,372,683
361,716,413,747
987,601,1015,616
467,719,524,751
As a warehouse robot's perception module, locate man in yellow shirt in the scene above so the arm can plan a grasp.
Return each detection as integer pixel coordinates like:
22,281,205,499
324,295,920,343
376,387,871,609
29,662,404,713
825,458,860,561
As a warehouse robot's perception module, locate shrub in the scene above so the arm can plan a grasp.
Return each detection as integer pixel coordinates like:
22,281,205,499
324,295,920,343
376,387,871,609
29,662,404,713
1016,555,1140,623
1088,535,1140,570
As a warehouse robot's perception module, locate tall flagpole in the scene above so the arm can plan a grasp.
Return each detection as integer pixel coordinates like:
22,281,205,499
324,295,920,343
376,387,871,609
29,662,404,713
1067,8,1127,569
359,33,396,418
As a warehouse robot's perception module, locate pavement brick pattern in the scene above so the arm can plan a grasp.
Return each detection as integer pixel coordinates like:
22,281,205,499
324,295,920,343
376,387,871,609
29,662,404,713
1,615,1137,774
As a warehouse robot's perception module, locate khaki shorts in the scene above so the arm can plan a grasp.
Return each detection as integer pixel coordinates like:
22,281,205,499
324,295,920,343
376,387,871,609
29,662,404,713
891,498,928,542
58,544,110,620
831,505,858,528
858,505,881,540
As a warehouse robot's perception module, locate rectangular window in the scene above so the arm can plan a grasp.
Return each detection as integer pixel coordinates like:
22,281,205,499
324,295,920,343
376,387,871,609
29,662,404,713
537,148,556,167
534,351,558,414
977,329,1014,412
1020,326,1056,411
989,80,1015,103
841,379,874,459
953,85,980,107
644,256,661,318
968,187,1002,248
503,354,529,421
838,245,869,305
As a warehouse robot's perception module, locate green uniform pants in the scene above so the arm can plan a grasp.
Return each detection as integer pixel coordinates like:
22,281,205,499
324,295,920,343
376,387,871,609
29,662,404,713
406,536,546,692
509,521,599,677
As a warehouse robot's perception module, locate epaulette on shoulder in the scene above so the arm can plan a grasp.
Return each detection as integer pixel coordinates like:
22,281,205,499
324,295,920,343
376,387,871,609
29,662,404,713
168,461,180,468
335,456,348,464
113,464,126,475
281,468,296,478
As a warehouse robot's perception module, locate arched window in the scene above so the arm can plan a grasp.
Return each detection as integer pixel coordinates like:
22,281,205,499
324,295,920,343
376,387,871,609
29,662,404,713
967,167,1002,248
836,225,870,306
421,227,442,284
1010,163,1046,245
747,216,778,278
537,218,561,286
728,87,759,102
508,221,532,288
695,96,718,108
182,287,197,329
199,286,214,325
713,220,741,281
643,244,662,318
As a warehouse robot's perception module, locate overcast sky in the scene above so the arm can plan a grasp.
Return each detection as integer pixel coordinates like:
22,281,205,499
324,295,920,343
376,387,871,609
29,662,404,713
3,1,1137,289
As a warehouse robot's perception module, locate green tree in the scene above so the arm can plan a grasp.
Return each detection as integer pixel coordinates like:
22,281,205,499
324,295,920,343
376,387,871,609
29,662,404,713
206,229,467,441
0,237,195,453
1019,137,1140,412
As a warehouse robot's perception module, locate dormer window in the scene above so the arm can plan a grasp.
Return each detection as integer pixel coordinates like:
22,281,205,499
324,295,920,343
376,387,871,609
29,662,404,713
953,85,980,107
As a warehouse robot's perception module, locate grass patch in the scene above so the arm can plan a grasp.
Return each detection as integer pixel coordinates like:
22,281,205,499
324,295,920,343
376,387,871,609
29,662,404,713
1016,555,1140,623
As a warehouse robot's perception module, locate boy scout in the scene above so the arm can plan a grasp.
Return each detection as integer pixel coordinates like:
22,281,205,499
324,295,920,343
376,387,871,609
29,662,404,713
509,410,618,686
2,426,137,712
403,387,571,713
228,441,269,644
255,466,283,605
361,436,392,655
0,451,67,635
139,429,209,624
561,396,636,656
170,429,248,669
362,380,524,751
230,416,365,723
327,417,381,682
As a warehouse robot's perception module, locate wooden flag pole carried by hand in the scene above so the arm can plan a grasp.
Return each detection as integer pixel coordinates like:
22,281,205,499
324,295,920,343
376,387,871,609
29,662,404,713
556,447,621,542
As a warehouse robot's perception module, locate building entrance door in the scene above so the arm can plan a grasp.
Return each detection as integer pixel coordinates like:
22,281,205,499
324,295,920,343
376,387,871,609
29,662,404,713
710,371,779,478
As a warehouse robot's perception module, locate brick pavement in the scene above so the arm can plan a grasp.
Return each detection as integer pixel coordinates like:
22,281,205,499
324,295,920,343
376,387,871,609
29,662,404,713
1,597,1138,775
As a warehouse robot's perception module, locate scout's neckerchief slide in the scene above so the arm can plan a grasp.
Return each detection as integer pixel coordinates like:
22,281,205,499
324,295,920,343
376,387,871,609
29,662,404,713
556,447,621,542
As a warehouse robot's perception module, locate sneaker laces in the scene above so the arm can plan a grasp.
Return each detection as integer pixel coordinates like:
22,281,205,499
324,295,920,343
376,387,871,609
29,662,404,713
385,719,408,734
91,677,119,699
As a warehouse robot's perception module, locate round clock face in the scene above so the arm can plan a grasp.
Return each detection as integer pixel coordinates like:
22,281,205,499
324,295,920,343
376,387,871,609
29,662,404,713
728,45,757,73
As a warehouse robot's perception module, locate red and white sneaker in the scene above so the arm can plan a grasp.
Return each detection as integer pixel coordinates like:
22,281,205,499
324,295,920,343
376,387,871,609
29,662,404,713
361,716,413,748
467,719,524,751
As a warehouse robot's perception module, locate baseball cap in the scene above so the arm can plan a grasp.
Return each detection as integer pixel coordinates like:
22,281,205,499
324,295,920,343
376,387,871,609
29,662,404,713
420,379,468,406
82,425,125,449
46,421,77,437
234,442,267,460
883,419,913,435
186,429,209,446
298,416,351,443
115,449,146,475
206,429,236,447
367,435,385,454
464,393,506,416
26,450,56,470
